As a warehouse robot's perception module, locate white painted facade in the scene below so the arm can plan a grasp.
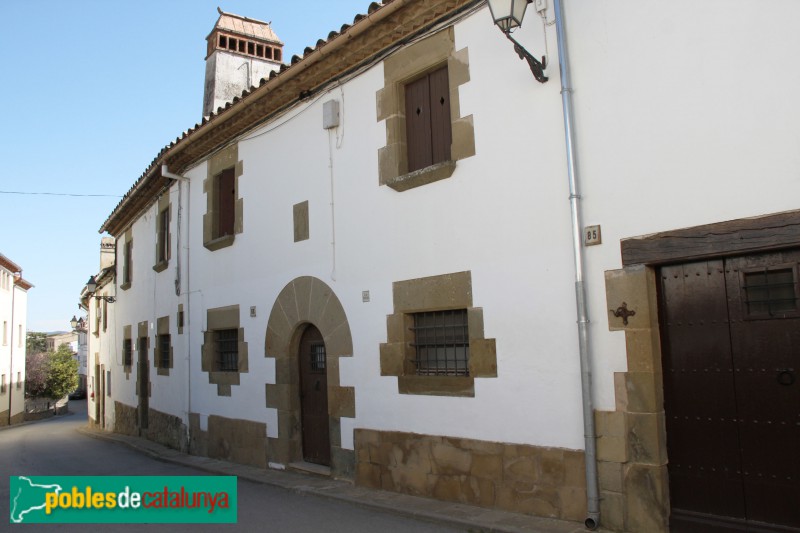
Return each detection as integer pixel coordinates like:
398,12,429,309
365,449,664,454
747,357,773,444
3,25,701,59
0,255,30,425
87,1,800,528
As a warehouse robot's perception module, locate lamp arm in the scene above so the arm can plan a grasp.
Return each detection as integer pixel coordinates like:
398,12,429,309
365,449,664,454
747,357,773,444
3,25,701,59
505,32,548,83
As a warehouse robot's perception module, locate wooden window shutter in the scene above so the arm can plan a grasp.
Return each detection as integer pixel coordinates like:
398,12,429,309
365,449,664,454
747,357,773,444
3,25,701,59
216,168,235,237
428,66,452,166
405,66,452,174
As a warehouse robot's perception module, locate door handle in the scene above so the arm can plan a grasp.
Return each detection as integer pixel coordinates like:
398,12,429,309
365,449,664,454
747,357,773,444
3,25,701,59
777,369,795,386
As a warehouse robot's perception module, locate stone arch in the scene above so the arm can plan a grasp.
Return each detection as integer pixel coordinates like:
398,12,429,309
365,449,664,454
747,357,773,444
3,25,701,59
264,276,355,478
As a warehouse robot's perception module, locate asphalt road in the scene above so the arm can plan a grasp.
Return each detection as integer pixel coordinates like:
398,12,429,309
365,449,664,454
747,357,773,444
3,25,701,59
0,402,463,532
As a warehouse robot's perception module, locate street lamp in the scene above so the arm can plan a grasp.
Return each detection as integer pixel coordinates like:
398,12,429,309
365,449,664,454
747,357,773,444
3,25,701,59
85,276,115,303
487,0,548,83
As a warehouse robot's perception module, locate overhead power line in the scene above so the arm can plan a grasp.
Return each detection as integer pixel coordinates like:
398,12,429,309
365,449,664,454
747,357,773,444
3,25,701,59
0,190,122,198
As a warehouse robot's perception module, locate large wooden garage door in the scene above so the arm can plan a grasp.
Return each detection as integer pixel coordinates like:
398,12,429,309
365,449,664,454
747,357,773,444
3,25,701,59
659,250,800,532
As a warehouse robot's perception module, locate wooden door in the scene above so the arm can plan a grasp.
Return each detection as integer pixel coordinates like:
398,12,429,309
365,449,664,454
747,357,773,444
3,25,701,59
659,251,800,531
299,325,330,466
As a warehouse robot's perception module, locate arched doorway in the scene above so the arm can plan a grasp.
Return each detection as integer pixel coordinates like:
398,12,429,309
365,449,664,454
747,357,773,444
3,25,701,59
298,324,330,466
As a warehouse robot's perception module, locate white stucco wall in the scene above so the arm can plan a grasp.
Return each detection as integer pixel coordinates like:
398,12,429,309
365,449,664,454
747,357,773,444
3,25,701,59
0,268,28,421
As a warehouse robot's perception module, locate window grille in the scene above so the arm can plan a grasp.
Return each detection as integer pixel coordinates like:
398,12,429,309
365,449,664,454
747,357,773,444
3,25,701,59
743,267,798,316
309,342,326,373
158,334,170,369
123,338,132,366
216,329,238,372
411,309,469,376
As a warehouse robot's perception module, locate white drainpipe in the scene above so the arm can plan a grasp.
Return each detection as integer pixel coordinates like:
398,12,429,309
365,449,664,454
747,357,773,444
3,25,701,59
161,165,192,446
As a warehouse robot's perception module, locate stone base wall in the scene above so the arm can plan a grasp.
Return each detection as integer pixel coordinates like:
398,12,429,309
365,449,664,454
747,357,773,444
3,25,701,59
0,409,23,426
145,408,187,452
114,401,138,437
189,413,267,468
355,429,587,522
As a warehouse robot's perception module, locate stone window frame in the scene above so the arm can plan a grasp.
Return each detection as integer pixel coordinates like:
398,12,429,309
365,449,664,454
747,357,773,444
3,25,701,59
380,271,496,397
376,26,475,192
293,200,309,242
201,305,248,396
153,194,171,273
155,316,172,376
203,143,243,252
120,228,133,290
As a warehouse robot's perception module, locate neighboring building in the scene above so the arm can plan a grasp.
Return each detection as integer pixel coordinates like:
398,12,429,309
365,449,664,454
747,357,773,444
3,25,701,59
0,253,33,426
81,237,116,426
85,2,800,532
46,332,77,353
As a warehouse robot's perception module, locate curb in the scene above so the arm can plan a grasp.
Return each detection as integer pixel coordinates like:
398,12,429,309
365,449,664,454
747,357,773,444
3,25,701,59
77,426,592,533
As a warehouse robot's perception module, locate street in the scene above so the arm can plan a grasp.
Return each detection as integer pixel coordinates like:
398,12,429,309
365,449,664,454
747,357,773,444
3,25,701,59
0,403,463,532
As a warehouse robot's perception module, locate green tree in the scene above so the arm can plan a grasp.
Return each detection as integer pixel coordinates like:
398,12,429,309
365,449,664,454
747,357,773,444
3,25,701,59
26,331,47,355
44,345,79,400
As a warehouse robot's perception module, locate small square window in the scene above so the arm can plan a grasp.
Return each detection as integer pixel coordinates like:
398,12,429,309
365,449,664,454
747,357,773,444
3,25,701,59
411,309,469,376
742,266,798,317
215,329,238,372
309,342,326,373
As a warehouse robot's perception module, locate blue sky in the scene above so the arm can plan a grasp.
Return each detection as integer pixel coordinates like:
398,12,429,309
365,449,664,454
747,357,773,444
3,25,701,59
0,0,372,332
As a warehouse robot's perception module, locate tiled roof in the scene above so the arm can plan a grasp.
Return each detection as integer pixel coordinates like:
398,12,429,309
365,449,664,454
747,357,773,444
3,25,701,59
0,253,22,274
100,0,477,235
211,9,282,44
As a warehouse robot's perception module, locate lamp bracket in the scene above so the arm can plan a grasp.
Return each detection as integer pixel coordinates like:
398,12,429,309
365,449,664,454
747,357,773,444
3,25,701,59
505,32,548,83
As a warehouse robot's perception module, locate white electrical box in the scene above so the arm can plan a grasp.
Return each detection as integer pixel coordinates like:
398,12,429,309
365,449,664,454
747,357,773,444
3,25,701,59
535,0,547,12
323,100,340,129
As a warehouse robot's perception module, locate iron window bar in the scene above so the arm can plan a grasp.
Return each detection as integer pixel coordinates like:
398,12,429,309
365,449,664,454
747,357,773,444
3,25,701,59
123,339,132,366
410,309,470,376
216,329,239,372
310,342,326,373
158,334,170,369
742,268,798,316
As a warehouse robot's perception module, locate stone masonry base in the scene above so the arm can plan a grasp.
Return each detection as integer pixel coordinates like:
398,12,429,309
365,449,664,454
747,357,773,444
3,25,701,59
355,429,587,522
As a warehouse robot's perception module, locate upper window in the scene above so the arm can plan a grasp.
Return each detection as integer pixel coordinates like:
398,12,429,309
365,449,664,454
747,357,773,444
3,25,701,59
405,66,452,173
411,309,469,376
203,144,242,252
154,197,171,273
376,27,475,192
215,168,236,239
121,236,133,289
